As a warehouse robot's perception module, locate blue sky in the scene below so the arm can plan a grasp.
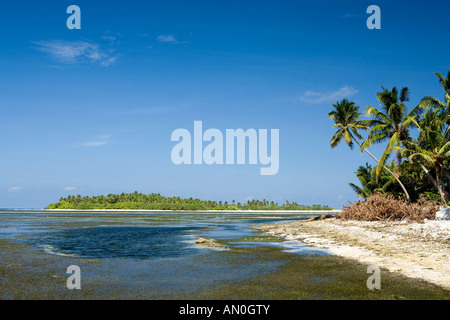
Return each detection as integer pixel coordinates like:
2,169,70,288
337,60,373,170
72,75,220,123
1,0,449,208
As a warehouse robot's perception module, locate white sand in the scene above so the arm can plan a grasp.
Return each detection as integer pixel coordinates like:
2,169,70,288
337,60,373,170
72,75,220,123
255,218,450,290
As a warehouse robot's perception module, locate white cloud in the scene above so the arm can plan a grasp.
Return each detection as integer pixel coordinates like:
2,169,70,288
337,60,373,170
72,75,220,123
157,35,177,43
299,86,359,104
100,56,118,67
64,187,77,191
80,141,108,147
80,135,110,147
8,186,24,193
156,35,188,44
33,40,118,66
102,35,117,42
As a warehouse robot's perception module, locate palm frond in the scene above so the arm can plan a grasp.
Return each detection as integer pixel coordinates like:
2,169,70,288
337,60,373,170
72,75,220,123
418,96,447,110
329,129,343,149
438,141,450,157
375,132,401,176
366,106,391,124
400,87,410,102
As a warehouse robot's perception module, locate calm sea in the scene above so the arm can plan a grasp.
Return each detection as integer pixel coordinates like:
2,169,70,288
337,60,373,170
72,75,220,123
0,209,330,298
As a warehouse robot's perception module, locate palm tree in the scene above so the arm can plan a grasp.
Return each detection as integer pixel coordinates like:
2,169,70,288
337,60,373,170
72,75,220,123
329,99,368,150
397,107,450,204
418,71,450,125
349,163,393,199
329,98,412,202
362,87,421,175
435,71,450,107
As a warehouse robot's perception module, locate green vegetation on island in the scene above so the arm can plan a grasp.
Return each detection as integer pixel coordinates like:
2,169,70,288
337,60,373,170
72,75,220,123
45,192,333,211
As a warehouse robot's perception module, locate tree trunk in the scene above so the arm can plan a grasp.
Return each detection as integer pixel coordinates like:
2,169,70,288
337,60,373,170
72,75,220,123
420,164,447,204
443,169,450,182
352,137,411,203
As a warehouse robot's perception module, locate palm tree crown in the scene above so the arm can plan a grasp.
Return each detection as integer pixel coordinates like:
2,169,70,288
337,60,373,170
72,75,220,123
362,86,420,176
419,71,450,125
398,106,450,203
328,99,368,149
349,163,392,199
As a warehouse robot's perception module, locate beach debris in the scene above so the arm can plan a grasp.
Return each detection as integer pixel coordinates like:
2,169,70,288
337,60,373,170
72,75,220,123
337,194,438,222
303,214,335,222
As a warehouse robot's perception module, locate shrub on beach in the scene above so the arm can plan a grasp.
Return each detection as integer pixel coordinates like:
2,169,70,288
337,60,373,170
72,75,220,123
337,193,438,222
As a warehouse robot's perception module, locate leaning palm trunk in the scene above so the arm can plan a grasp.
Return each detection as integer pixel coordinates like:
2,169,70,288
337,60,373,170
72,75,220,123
443,169,450,182
419,164,448,204
351,134,411,203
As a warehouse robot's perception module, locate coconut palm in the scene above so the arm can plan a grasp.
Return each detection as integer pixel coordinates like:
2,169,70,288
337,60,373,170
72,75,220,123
362,86,421,176
435,71,450,107
329,99,412,202
397,107,450,204
329,99,370,149
349,163,393,199
418,71,450,125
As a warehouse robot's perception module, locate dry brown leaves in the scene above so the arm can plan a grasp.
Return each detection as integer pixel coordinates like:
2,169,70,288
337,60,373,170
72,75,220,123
337,193,439,222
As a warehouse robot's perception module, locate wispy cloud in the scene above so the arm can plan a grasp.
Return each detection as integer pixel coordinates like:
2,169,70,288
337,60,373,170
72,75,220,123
100,56,118,67
156,34,188,44
299,86,359,104
81,141,108,147
8,186,24,193
157,35,177,43
80,135,111,147
33,40,118,66
64,187,77,191
102,35,117,42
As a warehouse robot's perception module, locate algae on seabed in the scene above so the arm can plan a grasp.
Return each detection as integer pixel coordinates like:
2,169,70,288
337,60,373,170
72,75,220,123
188,245,450,300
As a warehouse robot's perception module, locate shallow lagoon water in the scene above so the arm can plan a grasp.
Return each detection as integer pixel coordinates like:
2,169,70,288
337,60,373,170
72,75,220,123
1,210,449,299
0,210,323,259
0,209,322,298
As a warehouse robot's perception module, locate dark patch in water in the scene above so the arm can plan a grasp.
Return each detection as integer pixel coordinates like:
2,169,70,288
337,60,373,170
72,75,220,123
27,226,201,259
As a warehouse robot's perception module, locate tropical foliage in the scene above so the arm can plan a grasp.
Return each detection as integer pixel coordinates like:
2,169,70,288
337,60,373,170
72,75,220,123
45,191,333,211
330,71,450,205
348,163,393,199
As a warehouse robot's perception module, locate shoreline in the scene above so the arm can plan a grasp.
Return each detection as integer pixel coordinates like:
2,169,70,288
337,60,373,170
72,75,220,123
254,218,450,291
35,209,342,214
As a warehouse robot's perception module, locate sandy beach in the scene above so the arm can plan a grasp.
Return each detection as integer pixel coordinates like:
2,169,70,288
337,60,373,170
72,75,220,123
254,218,450,290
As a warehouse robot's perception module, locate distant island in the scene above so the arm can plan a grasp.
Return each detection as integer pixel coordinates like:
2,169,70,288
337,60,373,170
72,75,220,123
45,192,333,211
